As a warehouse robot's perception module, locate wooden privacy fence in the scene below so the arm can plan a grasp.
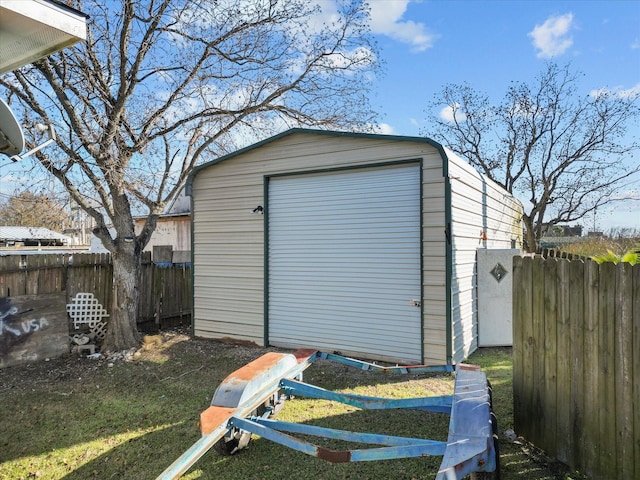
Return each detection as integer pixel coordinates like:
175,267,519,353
513,255,639,480
0,253,192,328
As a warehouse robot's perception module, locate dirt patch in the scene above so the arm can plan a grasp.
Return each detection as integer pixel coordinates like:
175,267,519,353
0,327,267,393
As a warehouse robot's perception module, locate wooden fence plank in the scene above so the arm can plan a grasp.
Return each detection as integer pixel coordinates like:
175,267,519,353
513,255,533,437
542,258,558,455
0,256,24,296
512,256,523,433
615,262,634,479
633,264,640,480
568,260,584,470
555,259,571,465
25,256,41,295
155,264,164,326
160,266,173,321
532,255,546,445
1,253,191,331
581,260,599,477
138,262,154,323
598,262,617,475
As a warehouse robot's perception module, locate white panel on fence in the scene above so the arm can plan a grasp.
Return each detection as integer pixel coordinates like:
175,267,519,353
477,249,520,346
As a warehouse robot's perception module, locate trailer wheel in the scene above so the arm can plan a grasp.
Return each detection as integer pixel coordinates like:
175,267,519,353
214,406,266,456
213,426,252,456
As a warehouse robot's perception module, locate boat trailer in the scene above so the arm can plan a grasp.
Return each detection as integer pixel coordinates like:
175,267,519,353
157,350,499,480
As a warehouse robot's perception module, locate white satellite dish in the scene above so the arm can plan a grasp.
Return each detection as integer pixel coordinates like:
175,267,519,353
0,98,25,157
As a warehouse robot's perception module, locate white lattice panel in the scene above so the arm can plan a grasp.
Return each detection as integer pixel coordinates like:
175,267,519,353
90,321,108,340
66,292,109,330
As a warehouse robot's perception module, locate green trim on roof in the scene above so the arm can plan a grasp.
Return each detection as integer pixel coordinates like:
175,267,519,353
185,128,448,194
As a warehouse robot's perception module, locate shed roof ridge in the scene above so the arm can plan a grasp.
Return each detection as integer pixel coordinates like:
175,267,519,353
185,128,447,194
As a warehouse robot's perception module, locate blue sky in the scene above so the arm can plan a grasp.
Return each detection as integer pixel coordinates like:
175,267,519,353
1,0,638,232
366,0,640,231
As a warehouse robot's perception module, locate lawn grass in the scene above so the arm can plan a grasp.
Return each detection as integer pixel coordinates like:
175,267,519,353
0,334,586,479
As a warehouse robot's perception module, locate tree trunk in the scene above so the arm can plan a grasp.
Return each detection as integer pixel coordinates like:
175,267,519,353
522,216,538,253
102,245,141,352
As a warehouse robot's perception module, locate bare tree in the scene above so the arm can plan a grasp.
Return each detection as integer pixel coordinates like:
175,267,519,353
0,0,379,350
424,63,640,251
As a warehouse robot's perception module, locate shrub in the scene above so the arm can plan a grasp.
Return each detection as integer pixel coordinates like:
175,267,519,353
591,250,639,265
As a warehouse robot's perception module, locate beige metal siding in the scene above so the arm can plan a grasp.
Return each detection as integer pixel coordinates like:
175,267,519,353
420,155,447,364
191,133,448,362
446,149,523,363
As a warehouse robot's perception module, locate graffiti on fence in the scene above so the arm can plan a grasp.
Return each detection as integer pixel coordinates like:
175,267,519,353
0,297,50,357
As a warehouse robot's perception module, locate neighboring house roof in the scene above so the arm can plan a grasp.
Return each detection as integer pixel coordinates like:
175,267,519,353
130,189,192,224
0,226,70,243
539,236,585,248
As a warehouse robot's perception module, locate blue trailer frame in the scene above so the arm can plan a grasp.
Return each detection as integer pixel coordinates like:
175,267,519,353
157,350,499,480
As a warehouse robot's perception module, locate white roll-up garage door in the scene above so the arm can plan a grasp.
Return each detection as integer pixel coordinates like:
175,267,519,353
267,163,422,363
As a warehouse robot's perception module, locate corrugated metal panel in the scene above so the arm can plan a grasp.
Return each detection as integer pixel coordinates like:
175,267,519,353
0,226,69,241
268,164,422,363
446,148,523,363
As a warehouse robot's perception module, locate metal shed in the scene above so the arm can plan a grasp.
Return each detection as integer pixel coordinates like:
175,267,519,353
187,129,522,365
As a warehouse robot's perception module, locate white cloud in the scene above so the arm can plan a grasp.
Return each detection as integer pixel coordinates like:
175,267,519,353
528,13,574,58
298,1,339,35
439,103,466,123
589,83,640,100
369,0,436,52
371,123,396,135
619,83,640,99
631,38,640,50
